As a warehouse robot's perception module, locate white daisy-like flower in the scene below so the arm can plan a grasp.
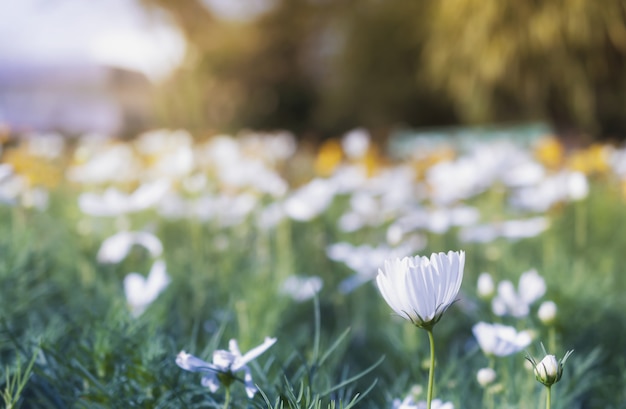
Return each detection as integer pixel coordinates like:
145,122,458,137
472,322,532,357
78,180,170,217
176,337,277,398
392,396,454,409
538,300,557,325
97,231,163,264
376,251,465,329
124,259,170,317
476,367,497,387
491,269,546,318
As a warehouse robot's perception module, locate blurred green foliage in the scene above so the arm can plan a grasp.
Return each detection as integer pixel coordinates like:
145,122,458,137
143,0,626,140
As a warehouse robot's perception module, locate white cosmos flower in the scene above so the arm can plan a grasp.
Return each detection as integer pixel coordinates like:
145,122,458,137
124,259,170,316
477,272,495,300
327,239,426,294
491,269,546,317
281,275,323,302
78,180,170,217
176,337,277,398
509,171,589,212
392,396,454,409
472,322,532,357
376,251,465,329
459,217,550,243
283,178,337,221
538,300,557,325
476,367,497,387
341,128,370,160
97,231,163,264
67,142,141,184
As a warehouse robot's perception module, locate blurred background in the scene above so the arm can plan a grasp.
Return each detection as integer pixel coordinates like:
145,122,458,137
3,0,626,143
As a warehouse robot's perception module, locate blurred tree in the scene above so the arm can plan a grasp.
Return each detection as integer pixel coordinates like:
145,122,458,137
316,0,457,133
422,0,626,140
141,0,454,138
142,0,626,140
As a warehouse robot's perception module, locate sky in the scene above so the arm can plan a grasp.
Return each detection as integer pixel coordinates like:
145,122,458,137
0,0,187,82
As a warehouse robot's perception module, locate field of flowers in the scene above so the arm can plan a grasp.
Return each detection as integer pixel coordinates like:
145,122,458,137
1,128,626,408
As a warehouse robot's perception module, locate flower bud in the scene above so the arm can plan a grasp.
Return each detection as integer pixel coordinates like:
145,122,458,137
526,348,573,387
538,301,557,325
534,355,560,385
476,367,497,387
477,272,495,300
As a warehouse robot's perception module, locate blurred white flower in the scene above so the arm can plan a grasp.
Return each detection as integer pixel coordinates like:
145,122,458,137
338,191,382,232
281,275,323,302
284,178,336,221
79,180,170,216
377,251,464,329
538,300,557,325
500,160,545,187
392,396,454,409
327,239,425,293
459,217,550,243
341,128,370,160
395,206,480,236
472,322,532,357
124,259,170,316
176,337,277,398
67,143,141,184
509,171,589,212
97,231,163,263
477,272,495,300
491,269,546,317
476,367,497,387
609,146,626,177
0,164,12,182
26,132,66,159
239,131,297,163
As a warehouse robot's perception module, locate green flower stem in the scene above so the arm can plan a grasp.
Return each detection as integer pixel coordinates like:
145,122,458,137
426,328,436,409
223,386,231,409
545,385,551,409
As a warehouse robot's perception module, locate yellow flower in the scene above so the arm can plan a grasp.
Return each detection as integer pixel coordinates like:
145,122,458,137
314,139,343,177
567,144,611,175
2,147,62,188
534,137,564,170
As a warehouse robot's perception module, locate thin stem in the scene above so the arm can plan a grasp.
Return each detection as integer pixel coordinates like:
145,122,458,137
223,386,231,409
426,329,436,409
545,385,551,409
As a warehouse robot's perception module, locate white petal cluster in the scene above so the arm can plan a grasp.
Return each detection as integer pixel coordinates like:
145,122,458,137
476,367,497,387
537,300,558,325
176,337,277,398
377,251,465,329
97,230,169,316
472,322,532,357
392,396,454,409
491,269,546,317
97,231,163,263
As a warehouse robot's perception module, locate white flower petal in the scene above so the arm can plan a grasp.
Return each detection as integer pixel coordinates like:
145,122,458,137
233,337,277,370
377,251,465,328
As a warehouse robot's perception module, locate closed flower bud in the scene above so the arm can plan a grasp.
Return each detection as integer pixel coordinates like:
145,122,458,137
477,272,495,300
538,301,557,325
476,367,497,387
535,355,560,385
526,349,573,387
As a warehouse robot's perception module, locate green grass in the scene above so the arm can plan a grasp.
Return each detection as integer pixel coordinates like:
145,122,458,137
1,155,626,408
